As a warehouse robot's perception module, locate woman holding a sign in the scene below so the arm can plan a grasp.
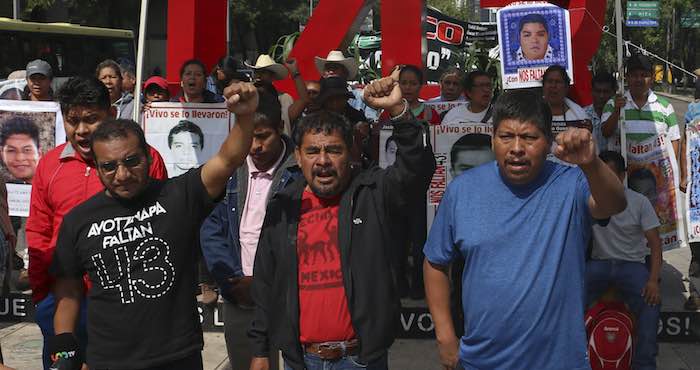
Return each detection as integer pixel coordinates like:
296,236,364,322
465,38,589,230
542,65,590,133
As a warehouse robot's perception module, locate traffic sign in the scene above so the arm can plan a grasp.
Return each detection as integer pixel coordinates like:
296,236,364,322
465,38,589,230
626,1,659,27
681,11,700,28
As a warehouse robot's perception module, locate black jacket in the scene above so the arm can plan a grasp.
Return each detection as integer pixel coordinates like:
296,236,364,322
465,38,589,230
249,118,436,369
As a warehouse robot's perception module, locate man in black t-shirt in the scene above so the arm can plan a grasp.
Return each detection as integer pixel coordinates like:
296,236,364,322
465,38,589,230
48,83,259,370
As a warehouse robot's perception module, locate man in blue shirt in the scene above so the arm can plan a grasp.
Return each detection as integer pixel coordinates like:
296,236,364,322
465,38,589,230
423,89,627,370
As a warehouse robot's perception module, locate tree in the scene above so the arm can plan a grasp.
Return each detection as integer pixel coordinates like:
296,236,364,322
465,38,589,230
592,0,699,87
427,0,475,21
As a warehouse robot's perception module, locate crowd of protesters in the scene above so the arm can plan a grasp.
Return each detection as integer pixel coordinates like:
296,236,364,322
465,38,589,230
0,46,696,370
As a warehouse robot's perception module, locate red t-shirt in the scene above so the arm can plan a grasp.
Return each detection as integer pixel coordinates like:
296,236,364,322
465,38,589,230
297,190,356,343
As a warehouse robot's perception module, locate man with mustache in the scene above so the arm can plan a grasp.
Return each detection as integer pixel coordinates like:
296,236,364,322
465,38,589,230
424,89,627,370
248,67,436,370
26,76,168,370
48,81,259,370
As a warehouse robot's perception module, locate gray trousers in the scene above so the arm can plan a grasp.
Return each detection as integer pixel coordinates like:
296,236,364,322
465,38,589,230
223,302,280,370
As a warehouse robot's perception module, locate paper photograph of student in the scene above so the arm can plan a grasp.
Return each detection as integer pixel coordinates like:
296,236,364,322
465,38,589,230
168,119,204,177
450,133,495,179
0,116,41,183
515,14,554,62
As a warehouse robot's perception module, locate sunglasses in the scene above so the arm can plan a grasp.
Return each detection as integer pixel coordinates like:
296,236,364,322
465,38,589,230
98,154,144,174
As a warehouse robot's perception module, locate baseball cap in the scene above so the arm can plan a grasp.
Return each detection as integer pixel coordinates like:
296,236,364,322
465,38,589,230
26,59,52,78
144,76,168,90
625,53,653,73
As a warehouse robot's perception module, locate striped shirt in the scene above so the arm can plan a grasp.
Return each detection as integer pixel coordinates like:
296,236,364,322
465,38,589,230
601,90,680,151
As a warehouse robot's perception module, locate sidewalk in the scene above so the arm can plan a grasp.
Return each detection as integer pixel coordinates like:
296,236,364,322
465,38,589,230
1,249,697,369
1,323,698,370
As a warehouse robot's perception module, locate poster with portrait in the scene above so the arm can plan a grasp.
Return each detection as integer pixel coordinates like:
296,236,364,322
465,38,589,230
497,3,573,89
142,102,233,178
426,122,495,228
627,133,683,250
686,120,700,242
0,100,65,216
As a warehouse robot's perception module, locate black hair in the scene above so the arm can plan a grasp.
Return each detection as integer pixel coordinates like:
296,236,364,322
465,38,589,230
694,78,700,100
168,120,204,149
465,70,491,91
293,111,353,149
599,150,626,173
450,133,492,166
629,168,657,189
0,88,23,100
385,135,396,152
542,65,570,86
400,65,424,84
90,118,150,161
591,71,618,91
625,53,653,74
254,86,283,129
180,59,207,78
56,76,111,113
0,116,40,147
95,59,123,80
492,89,553,141
518,13,548,34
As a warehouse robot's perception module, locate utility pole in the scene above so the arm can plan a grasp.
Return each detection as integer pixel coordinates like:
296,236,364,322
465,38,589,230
13,0,20,19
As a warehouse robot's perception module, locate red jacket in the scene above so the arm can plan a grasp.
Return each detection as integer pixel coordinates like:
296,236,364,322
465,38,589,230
26,143,168,303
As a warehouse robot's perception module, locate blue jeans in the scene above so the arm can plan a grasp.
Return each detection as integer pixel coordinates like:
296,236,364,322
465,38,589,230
586,259,659,370
285,352,388,370
35,293,89,370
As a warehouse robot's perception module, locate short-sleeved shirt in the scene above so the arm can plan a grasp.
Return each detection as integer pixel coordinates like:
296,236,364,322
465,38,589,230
51,168,216,369
601,90,680,152
592,188,660,263
424,161,592,370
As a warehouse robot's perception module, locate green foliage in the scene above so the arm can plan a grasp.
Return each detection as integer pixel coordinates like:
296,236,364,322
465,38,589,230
592,0,699,80
427,0,475,21
456,42,502,92
268,32,300,62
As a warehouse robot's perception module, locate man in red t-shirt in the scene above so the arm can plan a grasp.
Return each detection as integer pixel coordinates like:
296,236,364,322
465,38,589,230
26,76,167,369
249,67,436,370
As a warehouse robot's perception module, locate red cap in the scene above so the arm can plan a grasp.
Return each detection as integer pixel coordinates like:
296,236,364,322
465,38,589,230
144,76,168,90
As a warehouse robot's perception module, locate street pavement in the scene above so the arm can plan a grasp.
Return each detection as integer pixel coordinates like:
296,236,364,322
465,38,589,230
2,246,698,369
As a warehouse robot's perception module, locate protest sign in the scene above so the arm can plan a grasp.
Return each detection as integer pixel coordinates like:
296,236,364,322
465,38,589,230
497,3,573,89
424,100,468,116
626,132,683,250
686,119,700,242
0,100,65,216
427,122,494,227
142,102,233,178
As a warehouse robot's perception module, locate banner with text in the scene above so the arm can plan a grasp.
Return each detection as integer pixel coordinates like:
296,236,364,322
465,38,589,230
142,103,233,178
686,120,700,242
0,100,65,216
627,133,683,250
427,122,495,228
